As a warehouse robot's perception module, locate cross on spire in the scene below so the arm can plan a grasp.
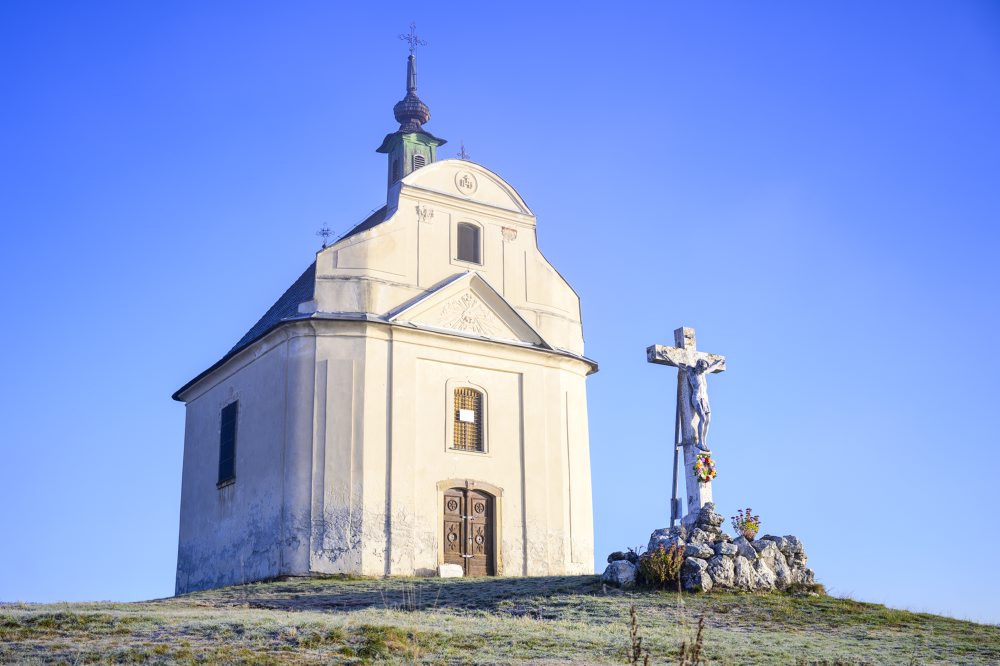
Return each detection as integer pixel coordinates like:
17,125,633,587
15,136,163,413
399,22,426,56
457,141,471,160
316,225,333,248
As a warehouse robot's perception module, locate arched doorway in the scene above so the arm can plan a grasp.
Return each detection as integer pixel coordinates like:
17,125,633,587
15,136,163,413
442,487,495,576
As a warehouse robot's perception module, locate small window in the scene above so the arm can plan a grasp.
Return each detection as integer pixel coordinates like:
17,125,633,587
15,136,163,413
453,388,483,452
412,154,426,170
457,223,481,264
218,401,238,486
391,157,401,184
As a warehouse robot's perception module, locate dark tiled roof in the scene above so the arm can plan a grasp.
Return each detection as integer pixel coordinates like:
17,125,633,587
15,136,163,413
174,207,399,401
227,262,316,357
224,205,389,358
337,205,388,243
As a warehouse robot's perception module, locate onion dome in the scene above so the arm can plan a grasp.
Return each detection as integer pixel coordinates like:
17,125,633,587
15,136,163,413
393,55,431,132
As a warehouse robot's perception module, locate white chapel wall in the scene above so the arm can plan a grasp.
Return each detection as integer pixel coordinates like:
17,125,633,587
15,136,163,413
175,335,294,594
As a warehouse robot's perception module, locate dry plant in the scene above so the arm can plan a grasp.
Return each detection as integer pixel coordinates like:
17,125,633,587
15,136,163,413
676,616,707,665
627,605,650,666
379,580,443,612
638,544,686,589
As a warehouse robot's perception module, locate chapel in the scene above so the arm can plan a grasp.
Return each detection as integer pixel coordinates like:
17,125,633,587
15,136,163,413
173,48,597,594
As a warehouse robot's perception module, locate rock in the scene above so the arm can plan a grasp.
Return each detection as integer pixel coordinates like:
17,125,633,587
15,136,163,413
601,560,637,589
733,556,753,588
751,539,771,553
685,543,714,559
694,502,726,530
755,542,782,570
688,528,715,545
771,551,793,589
438,563,463,578
648,529,685,554
759,535,789,552
783,535,805,556
681,557,713,592
607,551,627,563
707,555,735,588
752,559,777,591
713,542,738,557
733,536,757,561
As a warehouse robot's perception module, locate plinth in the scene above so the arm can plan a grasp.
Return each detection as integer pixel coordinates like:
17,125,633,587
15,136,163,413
681,444,713,529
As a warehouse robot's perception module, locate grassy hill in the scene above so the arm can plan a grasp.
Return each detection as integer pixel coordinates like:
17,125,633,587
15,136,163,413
2,575,997,664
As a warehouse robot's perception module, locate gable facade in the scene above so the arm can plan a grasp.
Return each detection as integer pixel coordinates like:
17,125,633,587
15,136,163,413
174,62,596,594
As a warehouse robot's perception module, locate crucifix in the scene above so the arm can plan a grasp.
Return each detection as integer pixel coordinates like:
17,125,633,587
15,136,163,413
647,327,726,528
399,22,427,56
316,225,333,248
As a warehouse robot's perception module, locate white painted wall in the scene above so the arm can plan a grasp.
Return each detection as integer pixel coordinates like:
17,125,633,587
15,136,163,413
175,158,595,593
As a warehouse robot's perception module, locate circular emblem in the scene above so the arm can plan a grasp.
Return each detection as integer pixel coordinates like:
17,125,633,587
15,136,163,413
455,171,478,195
447,532,457,543
475,534,484,545
473,502,486,514
446,499,459,512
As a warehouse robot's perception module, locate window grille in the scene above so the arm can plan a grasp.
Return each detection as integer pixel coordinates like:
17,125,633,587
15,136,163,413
218,401,238,485
453,388,483,451
412,154,426,170
457,223,481,264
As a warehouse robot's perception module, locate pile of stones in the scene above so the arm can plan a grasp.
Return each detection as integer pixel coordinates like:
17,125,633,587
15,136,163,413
601,502,815,593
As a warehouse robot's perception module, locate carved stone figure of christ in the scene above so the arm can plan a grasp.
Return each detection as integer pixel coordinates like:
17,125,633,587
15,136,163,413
679,357,725,451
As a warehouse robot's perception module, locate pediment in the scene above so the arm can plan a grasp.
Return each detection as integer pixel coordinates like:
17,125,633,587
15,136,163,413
388,273,549,348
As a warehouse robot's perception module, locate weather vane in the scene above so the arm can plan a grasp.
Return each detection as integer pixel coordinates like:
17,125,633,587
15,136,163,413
457,141,471,160
316,225,333,248
399,22,426,56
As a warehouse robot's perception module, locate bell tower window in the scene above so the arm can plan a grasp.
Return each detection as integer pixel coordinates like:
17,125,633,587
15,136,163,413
457,223,481,264
412,154,426,170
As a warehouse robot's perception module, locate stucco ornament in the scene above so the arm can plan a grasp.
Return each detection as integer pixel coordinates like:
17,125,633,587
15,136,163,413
438,293,503,337
415,203,434,223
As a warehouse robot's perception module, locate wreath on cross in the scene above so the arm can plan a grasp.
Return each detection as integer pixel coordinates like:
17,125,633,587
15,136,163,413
694,454,717,483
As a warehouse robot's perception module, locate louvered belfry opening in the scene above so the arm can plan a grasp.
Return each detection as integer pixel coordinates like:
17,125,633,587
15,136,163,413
453,388,483,451
412,153,426,170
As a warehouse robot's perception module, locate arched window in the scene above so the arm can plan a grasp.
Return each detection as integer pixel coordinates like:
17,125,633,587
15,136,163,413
453,388,484,451
412,154,426,170
457,223,481,264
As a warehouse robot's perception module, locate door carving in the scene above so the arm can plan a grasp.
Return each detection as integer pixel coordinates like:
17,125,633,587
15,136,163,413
442,487,494,576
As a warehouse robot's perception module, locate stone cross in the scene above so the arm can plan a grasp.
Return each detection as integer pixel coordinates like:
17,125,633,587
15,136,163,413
647,327,726,528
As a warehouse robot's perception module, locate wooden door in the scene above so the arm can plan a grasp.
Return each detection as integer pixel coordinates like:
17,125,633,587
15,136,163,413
442,487,494,576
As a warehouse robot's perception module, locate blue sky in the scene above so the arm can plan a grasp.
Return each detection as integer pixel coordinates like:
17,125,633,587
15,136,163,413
1,2,998,624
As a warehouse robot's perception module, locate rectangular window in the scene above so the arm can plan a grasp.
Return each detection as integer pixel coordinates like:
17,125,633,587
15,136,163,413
217,401,238,486
457,223,481,264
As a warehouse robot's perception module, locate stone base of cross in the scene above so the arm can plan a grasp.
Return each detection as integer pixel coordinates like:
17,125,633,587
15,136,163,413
647,327,726,529
681,445,714,529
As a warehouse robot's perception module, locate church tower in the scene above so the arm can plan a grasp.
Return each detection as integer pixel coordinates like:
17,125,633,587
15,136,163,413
375,52,446,191
173,38,597,594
